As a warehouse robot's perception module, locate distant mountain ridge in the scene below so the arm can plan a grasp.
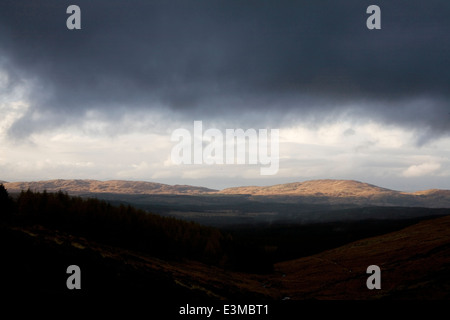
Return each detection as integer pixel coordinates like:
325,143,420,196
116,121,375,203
3,178,450,208
2,179,216,195
219,179,450,208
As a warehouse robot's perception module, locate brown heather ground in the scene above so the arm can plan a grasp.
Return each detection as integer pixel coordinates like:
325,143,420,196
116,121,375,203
269,215,450,300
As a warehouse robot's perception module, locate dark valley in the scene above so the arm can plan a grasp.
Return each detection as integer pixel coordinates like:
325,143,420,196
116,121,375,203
1,179,450,303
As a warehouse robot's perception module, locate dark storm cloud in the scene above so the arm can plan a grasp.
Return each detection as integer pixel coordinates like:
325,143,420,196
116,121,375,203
1,0,449,139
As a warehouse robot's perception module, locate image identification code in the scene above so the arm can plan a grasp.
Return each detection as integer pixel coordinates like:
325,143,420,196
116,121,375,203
179,304,269,317
224,304,269,315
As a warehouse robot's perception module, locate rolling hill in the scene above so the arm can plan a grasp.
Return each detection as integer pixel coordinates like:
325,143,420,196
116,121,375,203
220,179,393,197
2,179,216,195
220,179,450,207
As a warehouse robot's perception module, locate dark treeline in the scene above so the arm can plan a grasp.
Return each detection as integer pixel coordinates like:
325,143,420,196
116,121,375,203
0,185,268,270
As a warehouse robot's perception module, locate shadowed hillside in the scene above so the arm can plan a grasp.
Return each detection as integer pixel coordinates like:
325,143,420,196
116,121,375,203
0,187,230,266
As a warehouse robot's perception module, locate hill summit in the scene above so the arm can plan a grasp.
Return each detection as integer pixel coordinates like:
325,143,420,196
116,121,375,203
219,179,395,197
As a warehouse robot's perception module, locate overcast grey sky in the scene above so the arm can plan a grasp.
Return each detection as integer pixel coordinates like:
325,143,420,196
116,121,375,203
1,1,449,190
